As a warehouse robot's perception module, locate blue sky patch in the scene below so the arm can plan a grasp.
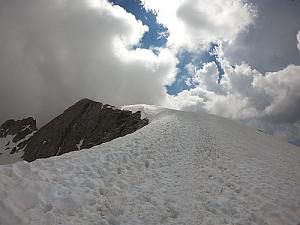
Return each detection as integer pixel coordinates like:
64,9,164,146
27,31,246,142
109,0,168,49
167,44,225,95
108,0,224,95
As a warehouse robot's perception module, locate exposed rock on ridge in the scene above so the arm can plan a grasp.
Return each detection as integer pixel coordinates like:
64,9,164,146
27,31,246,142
22,98,148,162
0,117,37,156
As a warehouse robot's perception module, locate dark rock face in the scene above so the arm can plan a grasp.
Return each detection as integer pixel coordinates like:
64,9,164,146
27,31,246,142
0,117,37,154
0,117,37,140
22,99,148,162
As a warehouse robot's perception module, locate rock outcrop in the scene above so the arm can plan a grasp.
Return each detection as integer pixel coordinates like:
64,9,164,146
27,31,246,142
0,117,37,156
22,99,148,162
0,117,37,140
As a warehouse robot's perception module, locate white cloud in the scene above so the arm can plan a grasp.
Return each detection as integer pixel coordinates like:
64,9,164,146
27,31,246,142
0,0,177,124
254,65,300,123
166,60,256,119
167,61,300,123
166,31,300,125
142,0,255,51
191,62,227,95
166,56,300,145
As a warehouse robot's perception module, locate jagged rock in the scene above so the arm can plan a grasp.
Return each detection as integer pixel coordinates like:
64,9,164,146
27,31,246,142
0,117,37,157
22,98,148,162
0,117,37,140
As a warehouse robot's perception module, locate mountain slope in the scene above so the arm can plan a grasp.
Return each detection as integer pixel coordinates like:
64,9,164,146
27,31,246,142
0,118,37,165
22,99,148,162
0,105,299,225
0,99,148,164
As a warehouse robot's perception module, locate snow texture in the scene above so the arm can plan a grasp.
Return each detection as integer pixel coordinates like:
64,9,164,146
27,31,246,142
0,105,299,225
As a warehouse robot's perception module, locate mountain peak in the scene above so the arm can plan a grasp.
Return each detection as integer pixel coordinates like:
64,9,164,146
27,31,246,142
73,98,98,106
0,117,36,138
22,99,148,162
0,99,148,164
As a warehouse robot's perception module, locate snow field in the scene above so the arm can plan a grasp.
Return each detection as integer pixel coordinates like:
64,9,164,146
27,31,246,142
0,106,299,225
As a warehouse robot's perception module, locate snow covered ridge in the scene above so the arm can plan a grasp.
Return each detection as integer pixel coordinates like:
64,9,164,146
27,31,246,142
0,105,300,225
120,104,172,121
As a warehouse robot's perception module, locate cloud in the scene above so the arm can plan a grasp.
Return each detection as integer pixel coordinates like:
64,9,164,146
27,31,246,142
167,64,300,146
165,31,300,144
0,0,177,125
166,62,259,120
0,0,299,146
142,0,255,51
224,0,300,73
167,58,300,124
254,65,300,123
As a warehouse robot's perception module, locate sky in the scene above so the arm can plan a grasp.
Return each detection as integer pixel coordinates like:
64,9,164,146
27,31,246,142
0,0,299,145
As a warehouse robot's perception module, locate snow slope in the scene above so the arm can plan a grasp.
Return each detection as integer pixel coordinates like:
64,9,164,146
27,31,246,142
0,105,299,225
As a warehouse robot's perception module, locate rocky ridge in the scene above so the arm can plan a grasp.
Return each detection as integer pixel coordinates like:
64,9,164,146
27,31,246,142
0,99,148,164
0,117,37,156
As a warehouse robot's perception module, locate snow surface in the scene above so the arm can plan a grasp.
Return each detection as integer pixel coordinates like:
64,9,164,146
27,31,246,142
0,105,300,225
121,104,168,121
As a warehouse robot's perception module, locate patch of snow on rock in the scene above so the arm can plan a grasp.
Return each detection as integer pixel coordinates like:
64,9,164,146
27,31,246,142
76,139,84,150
